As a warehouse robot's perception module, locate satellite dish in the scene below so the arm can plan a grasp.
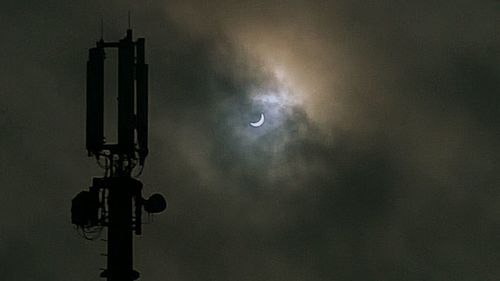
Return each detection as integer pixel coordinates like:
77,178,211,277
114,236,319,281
144,193,167,213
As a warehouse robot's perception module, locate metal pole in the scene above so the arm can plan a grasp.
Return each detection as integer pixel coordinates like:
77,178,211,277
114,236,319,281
107,175,135,281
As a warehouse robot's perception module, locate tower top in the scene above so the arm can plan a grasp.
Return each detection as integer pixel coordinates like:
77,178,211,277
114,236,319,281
86,29,149,174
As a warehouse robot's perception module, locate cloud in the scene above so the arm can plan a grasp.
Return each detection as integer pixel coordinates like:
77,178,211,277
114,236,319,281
1,1,499,280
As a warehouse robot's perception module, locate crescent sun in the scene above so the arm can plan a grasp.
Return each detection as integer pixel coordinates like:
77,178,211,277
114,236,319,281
250,113,265,127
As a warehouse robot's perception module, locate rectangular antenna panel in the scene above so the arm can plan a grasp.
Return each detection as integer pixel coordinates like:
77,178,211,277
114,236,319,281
118,37,135,154
136,38,149,161
86,47,105,156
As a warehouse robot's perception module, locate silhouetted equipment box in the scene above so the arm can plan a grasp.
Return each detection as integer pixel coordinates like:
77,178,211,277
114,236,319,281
71,190,100,227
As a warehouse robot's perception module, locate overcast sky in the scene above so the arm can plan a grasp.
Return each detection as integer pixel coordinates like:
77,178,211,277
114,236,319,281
1,1,499,280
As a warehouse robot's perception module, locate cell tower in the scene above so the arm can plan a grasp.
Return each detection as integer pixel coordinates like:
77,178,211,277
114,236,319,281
71,28,166,281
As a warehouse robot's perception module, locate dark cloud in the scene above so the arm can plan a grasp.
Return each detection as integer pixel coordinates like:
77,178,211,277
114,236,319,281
1,1,500,280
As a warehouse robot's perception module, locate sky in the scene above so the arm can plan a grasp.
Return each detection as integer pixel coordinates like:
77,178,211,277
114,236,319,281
1,1,499,280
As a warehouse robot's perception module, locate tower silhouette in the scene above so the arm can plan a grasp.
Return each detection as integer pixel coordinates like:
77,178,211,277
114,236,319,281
71,28,166,281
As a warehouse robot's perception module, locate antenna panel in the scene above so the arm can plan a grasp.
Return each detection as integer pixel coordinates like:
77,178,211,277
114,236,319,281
136,38,149,162
86,47,105,156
